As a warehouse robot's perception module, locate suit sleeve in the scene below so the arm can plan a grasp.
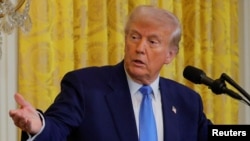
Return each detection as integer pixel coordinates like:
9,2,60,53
21,71,85,141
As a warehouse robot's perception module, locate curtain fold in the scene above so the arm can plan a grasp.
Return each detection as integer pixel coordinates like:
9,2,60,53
17,0,239,139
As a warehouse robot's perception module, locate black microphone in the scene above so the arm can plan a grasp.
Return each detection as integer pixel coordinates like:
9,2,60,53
183,65,243,100
183,65,214,86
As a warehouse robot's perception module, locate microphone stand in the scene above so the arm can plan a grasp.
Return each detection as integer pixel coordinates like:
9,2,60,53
210,73,250,106
221,73,250,102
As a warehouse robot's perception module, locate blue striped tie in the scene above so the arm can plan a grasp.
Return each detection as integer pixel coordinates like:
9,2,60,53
139,85,158,141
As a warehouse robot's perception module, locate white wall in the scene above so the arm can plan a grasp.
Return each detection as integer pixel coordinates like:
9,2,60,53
0,0,19,140
0,1,249,140
238,0,250,124
0,32,18,141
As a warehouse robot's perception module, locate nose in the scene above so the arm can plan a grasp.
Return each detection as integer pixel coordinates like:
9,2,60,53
136,39,147,54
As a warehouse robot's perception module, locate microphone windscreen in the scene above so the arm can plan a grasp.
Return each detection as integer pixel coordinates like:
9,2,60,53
183,65,205,84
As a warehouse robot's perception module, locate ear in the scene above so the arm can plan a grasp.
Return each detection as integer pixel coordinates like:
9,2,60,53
164,47,178,64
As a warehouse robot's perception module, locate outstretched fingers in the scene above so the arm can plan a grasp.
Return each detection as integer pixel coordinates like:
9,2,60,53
14,93,32,108
9,93,42,133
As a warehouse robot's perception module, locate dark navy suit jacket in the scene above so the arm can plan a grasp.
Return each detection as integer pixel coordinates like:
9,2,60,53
22,61,212,141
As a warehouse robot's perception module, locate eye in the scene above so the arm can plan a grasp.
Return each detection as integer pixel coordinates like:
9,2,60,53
149,39,160,46
131,35,137,39
150,40,157,44
129,33,140,41
132,34,139,39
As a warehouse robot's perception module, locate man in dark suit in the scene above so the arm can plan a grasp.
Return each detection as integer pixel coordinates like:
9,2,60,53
9,5,212,141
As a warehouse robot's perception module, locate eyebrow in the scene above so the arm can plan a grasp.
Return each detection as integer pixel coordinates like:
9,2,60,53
129,29,161,39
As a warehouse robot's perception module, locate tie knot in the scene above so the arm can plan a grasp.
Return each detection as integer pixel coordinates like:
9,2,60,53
139,85,153,96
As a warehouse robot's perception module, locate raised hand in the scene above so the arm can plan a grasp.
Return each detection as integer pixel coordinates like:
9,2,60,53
9,93,43,134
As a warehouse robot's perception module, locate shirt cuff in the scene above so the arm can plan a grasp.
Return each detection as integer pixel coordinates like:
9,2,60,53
26,111,45,141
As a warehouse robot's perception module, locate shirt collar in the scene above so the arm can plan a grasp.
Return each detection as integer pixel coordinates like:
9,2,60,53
125,69,160,98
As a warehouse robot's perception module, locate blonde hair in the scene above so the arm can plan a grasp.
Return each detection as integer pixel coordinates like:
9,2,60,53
125,5,182,52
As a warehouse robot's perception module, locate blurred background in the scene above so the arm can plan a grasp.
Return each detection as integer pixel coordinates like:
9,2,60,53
1,0,250,140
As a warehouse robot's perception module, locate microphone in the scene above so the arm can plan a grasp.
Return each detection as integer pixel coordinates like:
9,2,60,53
183,65,243,100
183,65,213,86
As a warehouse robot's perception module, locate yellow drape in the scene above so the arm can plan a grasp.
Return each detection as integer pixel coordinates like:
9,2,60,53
18,0,239,139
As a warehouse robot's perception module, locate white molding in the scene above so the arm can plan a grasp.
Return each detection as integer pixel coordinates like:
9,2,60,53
0,32,18,140
238,0,250,124
1,0,19,139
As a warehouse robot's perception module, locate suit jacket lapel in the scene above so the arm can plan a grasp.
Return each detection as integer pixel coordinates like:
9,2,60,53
104,62,180,141
160,79,180,141
105,62,138,141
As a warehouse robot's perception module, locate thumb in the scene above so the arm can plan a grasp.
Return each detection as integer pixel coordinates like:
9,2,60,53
14,93,32,107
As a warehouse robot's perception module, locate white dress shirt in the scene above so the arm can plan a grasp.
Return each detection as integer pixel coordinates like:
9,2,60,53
126,72,164,141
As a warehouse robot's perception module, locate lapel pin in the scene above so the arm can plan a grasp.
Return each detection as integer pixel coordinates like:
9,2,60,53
172,106,177,114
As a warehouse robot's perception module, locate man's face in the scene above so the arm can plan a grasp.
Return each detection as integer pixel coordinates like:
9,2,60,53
124,18,177,84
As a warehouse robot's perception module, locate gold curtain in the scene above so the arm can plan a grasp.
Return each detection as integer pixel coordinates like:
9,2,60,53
18,0,239,139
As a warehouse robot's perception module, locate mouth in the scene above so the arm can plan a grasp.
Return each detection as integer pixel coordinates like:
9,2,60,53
133,59,145,66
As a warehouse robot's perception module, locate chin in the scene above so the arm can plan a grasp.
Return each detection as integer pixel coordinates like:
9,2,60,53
128,68,146,77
